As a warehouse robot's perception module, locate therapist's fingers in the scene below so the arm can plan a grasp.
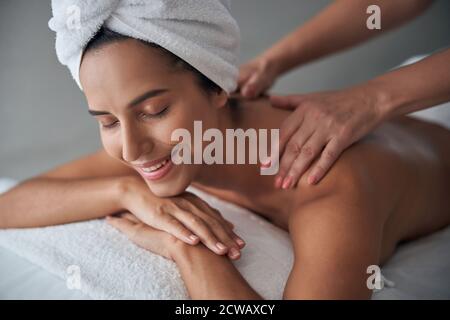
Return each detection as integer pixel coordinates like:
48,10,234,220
307,138,344,185
241,73,265,98
238,61,260,97
277,106,305,153
283,132,327,188
238,66,252,88
275,124,315,189
238,58,277,98
270,95,307,110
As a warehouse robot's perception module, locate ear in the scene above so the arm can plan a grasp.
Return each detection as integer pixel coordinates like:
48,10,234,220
211,89,228,109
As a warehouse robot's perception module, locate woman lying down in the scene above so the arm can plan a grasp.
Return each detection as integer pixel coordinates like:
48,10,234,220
1,1,450,300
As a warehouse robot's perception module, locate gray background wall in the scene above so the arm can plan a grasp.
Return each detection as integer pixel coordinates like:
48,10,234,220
1,0,449,181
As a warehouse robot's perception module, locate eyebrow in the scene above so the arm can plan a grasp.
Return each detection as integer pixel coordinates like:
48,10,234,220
88,88,169,116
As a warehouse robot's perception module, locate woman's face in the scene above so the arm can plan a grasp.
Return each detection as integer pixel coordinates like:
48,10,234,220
79,39,227,197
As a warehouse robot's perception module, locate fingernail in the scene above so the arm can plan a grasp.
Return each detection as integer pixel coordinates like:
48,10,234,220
216,242,227,252
274,176,283,188
188,235,199,243
229,248,240,259
308,175,317,185
235,238,246,248
282,176,292,189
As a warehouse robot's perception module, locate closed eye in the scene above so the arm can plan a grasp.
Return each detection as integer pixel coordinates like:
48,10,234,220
100,106,170,130
140,105,170,119
101,120,119,129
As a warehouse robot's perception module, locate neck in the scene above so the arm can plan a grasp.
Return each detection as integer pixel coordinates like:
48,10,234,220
192,97,245,189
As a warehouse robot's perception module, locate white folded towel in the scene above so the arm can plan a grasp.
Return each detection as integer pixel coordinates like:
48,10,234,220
48,0,240,93
0,179,293,299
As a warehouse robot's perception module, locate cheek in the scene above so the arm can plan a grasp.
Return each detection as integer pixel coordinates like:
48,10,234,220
100,131,122,160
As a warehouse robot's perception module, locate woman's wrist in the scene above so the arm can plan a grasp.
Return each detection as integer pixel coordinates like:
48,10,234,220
169,237,191,262
115,175,145,210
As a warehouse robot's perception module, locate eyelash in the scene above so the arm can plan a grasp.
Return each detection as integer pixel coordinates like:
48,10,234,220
101,106,170,130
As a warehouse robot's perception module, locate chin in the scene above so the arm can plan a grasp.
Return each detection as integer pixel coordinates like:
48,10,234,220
147,181,189,198
144,165,195,197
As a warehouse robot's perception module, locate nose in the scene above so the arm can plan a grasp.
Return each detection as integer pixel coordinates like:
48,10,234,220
121,122,154,163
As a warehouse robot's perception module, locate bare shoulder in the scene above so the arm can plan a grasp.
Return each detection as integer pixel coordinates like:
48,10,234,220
282,142,399,299
284,165,385,299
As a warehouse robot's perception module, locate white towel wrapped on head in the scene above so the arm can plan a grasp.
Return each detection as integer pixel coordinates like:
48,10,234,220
48,0,240,93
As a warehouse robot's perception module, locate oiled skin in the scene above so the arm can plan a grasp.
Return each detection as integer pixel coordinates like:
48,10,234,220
195,98,450,266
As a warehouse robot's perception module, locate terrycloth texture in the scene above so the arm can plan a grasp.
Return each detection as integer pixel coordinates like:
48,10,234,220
0,179,292,299
48,0,240,93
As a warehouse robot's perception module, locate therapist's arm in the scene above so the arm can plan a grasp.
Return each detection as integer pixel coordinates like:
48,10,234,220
263,0,433,77
239,0,434,97
271,47,450,189
369,47,450,118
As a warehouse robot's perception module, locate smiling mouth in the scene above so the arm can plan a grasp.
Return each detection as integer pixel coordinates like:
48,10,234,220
141,158,169,172
135,156,174,181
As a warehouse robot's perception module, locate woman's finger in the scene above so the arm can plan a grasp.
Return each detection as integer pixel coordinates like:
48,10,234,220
193,200,236,231
106,216,137,237
177,195,237,234
212,209,235,231
119,212,141,224
108,216,174,260
284,132,327,188
198,215,243,259
307,138,345,185
152,213,201,246
170,209,235,257
191,205,245,250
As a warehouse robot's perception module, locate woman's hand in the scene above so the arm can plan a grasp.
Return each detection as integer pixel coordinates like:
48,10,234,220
237,56,279,98
118,176,244,259
107,212,180,260
270,86,385,189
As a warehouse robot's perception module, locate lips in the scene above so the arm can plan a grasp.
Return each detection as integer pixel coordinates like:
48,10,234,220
135,155,174,181
141,158,169,172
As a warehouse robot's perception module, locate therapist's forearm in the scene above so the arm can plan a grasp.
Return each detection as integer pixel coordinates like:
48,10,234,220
262,0,433,76
172,242,262,299
365,48,450,119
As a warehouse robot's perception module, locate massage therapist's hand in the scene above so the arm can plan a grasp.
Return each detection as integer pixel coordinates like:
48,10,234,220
271,86,384,189
238,56,279,98
118,176,245,259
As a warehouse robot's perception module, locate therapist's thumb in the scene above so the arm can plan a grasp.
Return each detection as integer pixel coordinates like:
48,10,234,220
242,72,269,98
270,95,305,109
